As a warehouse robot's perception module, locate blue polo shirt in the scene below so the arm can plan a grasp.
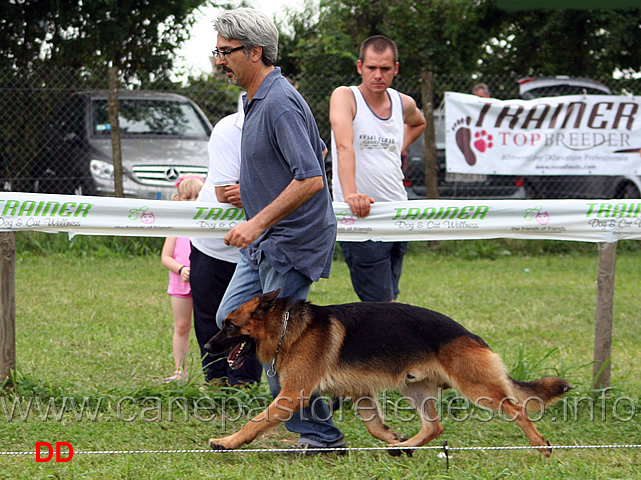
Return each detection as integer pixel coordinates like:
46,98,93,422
240,67,336,281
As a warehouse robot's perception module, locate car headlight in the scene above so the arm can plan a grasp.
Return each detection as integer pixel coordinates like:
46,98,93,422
90,160,114,180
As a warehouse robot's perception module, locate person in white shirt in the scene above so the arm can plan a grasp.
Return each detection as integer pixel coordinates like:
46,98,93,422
190,110,261,386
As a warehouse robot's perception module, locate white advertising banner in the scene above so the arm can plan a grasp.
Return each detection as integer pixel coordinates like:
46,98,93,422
1,193,641,243
445,92,641,175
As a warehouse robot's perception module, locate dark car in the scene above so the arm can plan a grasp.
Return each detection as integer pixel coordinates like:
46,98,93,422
402,108,526,199
0,149,7,191
32,90,212,199
519,77,641,199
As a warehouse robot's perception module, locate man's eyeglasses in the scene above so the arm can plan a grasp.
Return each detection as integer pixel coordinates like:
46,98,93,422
212,46,244,59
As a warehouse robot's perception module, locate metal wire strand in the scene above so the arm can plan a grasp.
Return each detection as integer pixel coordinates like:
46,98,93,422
2,443,641,456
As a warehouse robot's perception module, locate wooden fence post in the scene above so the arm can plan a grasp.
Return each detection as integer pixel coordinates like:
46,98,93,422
592,241,617,390
0,231,16,383
420,71,439,200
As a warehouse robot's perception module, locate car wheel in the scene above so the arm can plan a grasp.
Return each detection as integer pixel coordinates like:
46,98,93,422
33,169,96,196
69,178,96,196
70,181,92,196
616,182,640,199
32,168,58,194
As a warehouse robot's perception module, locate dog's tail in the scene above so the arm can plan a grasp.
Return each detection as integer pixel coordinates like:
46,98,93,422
509,376,572,412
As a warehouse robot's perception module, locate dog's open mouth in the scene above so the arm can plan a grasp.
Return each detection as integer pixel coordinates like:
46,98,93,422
227,340,255,370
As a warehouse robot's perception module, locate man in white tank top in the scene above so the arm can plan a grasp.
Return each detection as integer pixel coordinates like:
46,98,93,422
330,35,425,302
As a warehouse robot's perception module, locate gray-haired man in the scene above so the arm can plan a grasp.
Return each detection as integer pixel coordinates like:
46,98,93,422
210,8,344,453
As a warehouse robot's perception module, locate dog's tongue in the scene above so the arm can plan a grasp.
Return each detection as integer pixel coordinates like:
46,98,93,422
227,341,247,370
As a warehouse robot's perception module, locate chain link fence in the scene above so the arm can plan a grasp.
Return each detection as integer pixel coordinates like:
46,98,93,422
2,66,641,200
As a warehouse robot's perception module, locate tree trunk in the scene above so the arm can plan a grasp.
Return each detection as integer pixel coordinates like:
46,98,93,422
420,71,439,200
108,66,124,198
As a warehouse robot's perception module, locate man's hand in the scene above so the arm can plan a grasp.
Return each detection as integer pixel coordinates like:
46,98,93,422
345,192,375,218
224,219,263,249
223,184,242,208
224,177,323,249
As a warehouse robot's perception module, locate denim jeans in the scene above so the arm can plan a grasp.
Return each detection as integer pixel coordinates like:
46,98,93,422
339,240,409,301
216,254,344,445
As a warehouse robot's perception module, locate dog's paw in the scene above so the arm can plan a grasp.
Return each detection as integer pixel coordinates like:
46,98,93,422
387,447,414,457
387,447,402,457
538,439,553,457
209,438,232,451
387,437,414,457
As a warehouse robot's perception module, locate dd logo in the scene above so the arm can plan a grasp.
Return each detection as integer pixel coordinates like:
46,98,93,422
36,442,74,462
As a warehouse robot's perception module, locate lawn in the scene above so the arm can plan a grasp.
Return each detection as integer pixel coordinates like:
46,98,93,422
1,239,640,479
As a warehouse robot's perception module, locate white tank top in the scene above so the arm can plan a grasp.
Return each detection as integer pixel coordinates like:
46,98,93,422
331,86,407,202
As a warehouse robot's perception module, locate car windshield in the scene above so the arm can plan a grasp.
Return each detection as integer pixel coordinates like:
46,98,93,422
91,99,209,137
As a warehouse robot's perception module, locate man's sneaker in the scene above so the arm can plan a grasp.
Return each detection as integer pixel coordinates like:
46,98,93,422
289,435,347,456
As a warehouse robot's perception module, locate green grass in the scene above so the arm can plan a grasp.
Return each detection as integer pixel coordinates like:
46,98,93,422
2,239,641,478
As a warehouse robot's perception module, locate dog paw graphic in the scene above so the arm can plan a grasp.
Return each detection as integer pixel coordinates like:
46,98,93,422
473,130,493,153
453,117,476,166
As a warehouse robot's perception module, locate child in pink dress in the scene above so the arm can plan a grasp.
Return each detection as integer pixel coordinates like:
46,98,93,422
161,175,205,382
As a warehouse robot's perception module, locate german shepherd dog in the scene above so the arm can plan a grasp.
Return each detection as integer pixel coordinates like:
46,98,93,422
204,290,570,456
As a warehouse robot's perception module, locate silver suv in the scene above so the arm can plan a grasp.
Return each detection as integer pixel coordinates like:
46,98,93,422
33,90,212,199
518,76,612,99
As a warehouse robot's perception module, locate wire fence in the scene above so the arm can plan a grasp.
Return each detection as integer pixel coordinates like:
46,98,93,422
3,442,641,464
2,67,641,200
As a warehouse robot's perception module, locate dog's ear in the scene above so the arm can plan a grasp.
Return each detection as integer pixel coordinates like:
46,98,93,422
261,288,281,303
254,288,281,316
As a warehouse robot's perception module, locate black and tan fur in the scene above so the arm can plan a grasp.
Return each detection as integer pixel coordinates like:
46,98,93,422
204,290,570,456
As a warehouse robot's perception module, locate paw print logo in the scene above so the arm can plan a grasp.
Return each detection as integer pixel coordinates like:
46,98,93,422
452,117,494,166
474,130,493,153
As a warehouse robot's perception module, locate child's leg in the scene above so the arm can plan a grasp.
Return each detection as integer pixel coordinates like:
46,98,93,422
170,295,193,377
